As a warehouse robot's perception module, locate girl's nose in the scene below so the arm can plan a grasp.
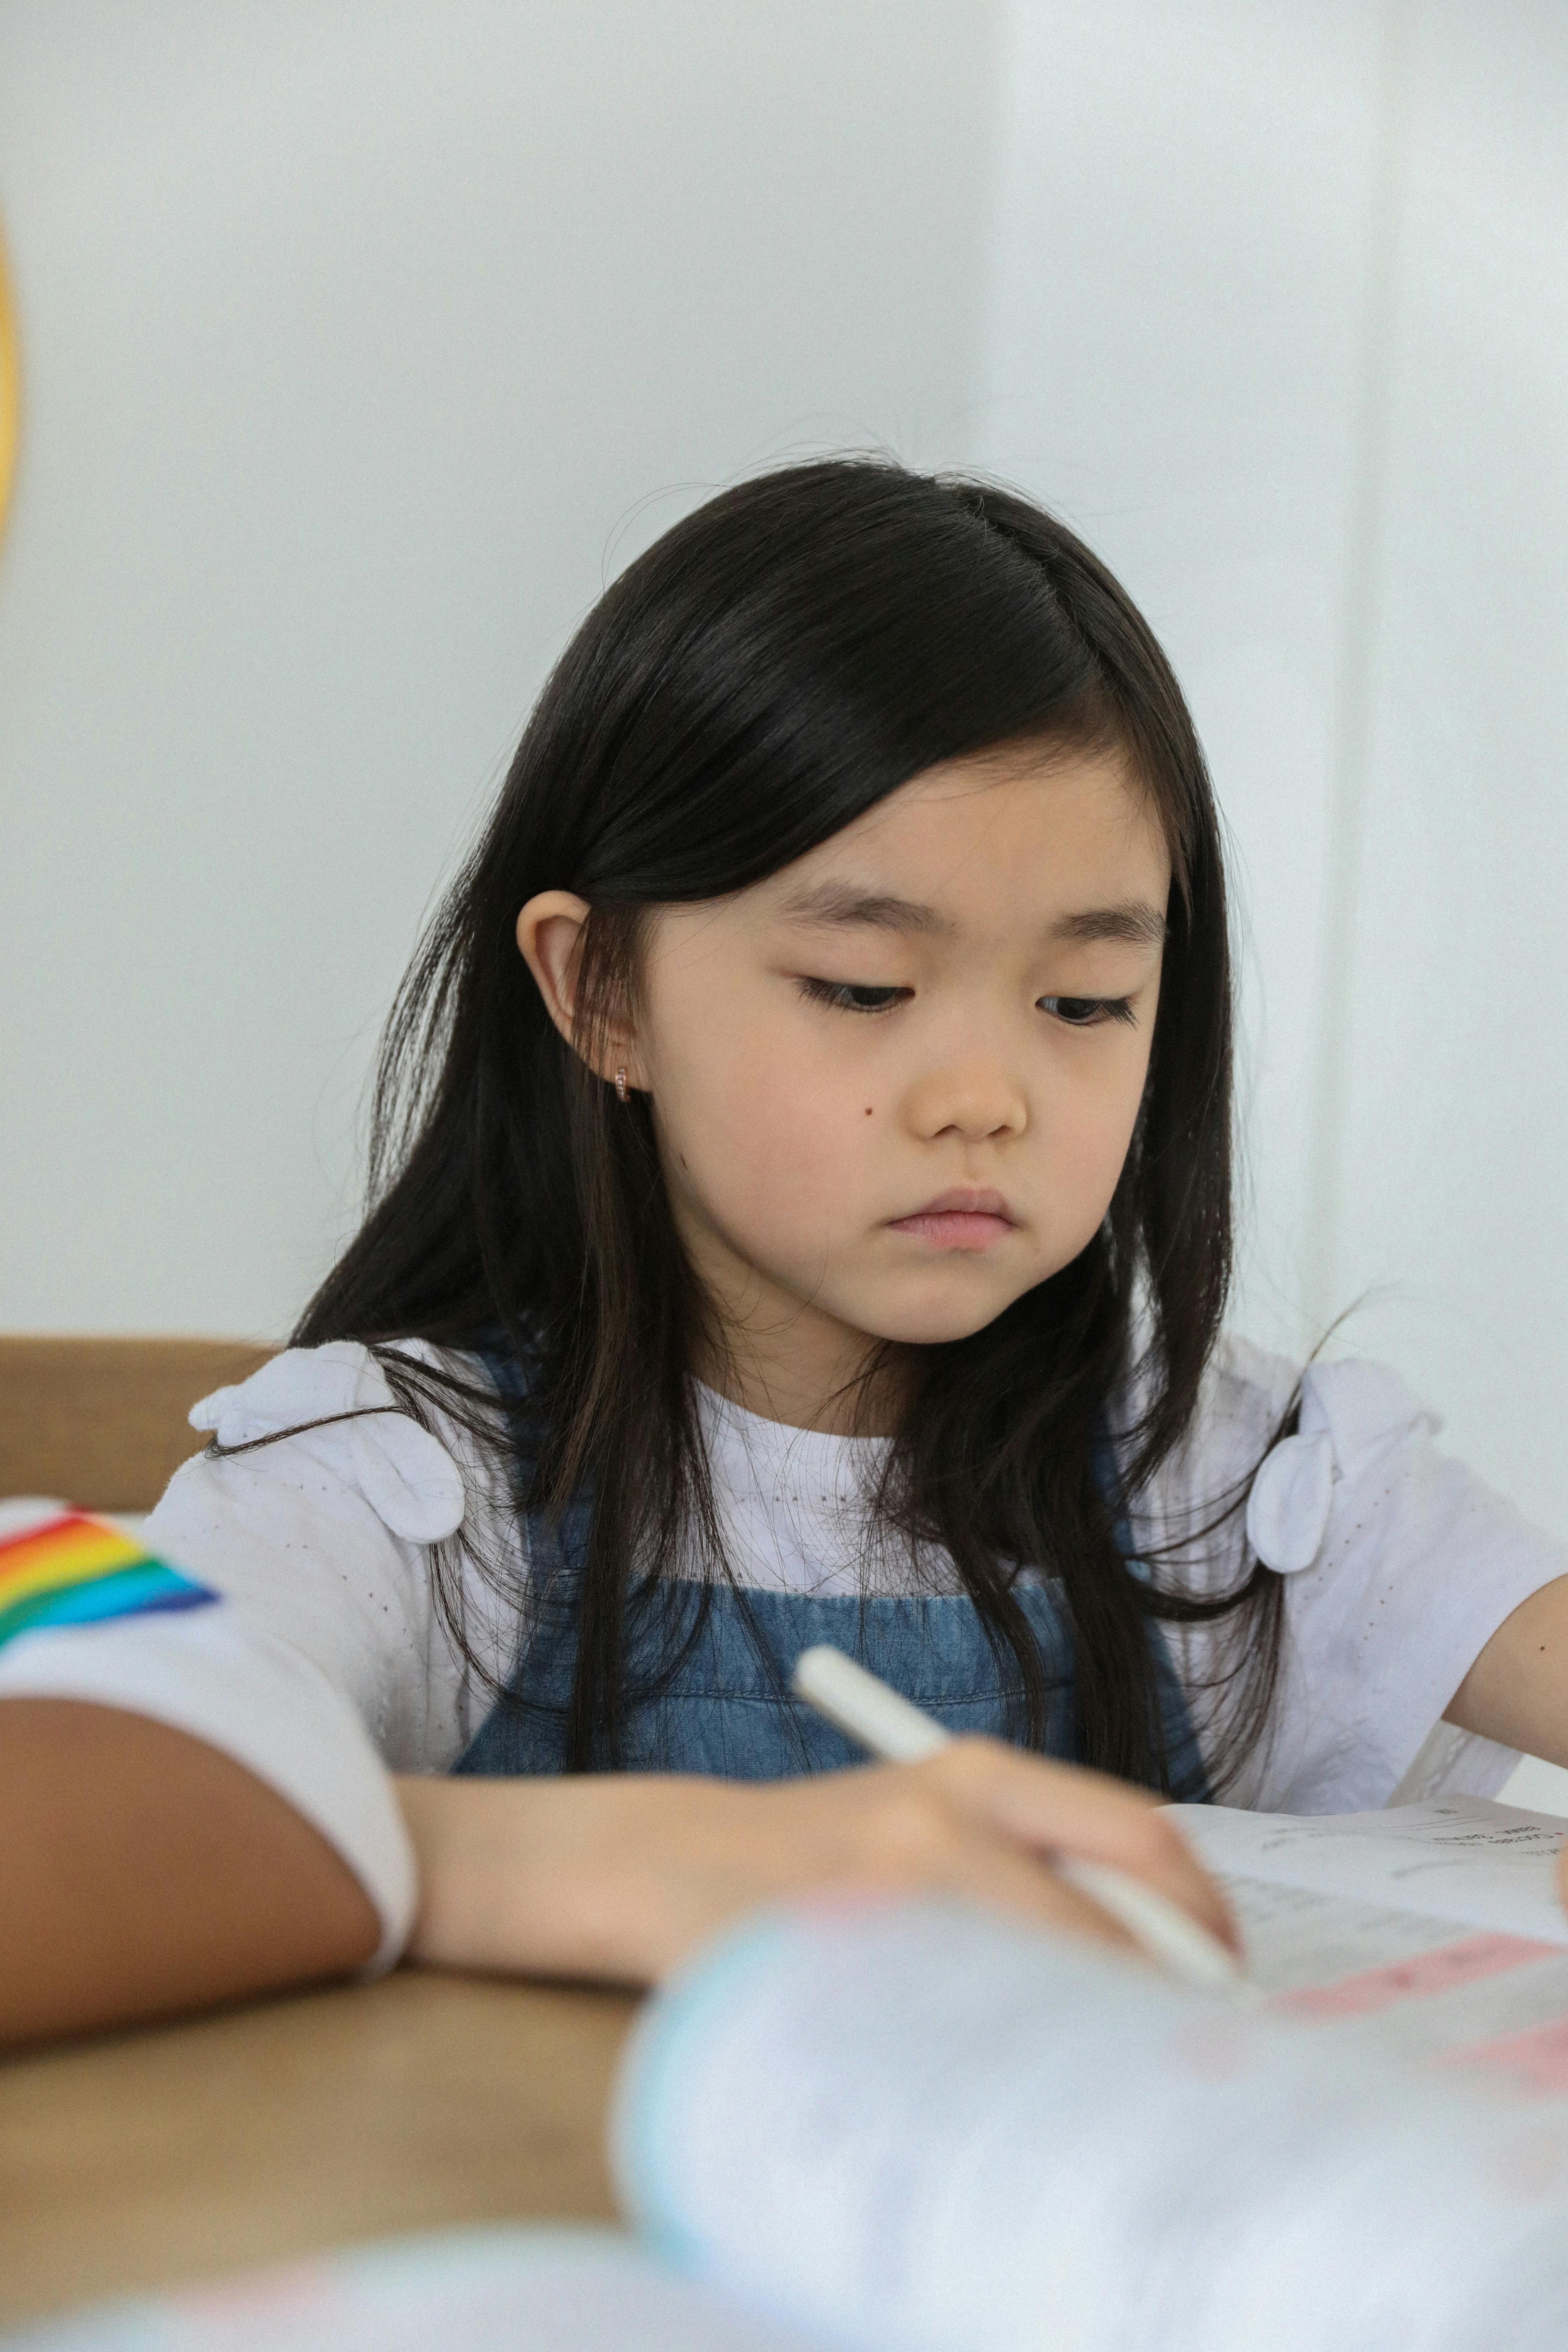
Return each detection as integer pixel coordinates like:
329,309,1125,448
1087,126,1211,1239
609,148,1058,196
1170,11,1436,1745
904,1060,1028,1143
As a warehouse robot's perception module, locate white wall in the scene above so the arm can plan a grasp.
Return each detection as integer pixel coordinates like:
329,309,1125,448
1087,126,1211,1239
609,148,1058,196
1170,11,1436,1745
975,0,1386,1363
5,1,1568,1562
1329,2,1568,1540
0,0,1000,1340
978,0,1568,1544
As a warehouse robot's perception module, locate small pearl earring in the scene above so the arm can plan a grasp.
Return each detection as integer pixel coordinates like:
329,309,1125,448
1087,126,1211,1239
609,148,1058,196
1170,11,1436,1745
614,1066,629,1104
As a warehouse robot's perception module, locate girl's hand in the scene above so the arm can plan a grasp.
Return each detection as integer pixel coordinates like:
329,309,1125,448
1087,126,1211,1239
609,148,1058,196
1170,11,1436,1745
397,1741,1237,1985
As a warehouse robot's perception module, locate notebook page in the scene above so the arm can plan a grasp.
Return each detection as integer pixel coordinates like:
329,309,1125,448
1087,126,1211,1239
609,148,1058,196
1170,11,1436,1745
1165,1799,1568,2090
1214,1873,1568,2090
614,1902,1568,2352
0,2228,824,2352
1169,1797,1568,1943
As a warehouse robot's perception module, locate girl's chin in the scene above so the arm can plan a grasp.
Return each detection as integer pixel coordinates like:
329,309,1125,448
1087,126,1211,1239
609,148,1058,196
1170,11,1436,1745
852,1290,1030,1349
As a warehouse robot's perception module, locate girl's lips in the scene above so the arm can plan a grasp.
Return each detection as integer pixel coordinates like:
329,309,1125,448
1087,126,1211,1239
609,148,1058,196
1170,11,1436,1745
887,1209,1016,1250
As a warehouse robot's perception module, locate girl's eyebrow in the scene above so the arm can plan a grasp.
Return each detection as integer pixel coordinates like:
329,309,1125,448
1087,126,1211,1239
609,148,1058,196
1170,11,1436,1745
1053,902,1168,947
777,882,951,935
777,880,1167,948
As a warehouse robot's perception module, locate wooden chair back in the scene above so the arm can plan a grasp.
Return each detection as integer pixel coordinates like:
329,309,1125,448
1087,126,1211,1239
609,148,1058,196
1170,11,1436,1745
0,1337,273,1513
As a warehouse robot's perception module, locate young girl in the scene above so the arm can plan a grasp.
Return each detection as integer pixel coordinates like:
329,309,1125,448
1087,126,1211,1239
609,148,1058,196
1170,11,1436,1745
5,461,1566,2044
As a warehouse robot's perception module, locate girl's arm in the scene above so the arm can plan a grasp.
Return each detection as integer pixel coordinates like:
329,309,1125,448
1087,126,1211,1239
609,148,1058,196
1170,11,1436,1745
1445,1573,1568,1764
397,1742,1236,1983
0,1695,1233,2048
0,1699,380,2047
1443,1576,1568,1919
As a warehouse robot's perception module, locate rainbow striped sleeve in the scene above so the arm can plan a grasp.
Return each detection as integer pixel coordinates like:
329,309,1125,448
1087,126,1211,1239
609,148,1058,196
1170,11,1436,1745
0,1510,217,1655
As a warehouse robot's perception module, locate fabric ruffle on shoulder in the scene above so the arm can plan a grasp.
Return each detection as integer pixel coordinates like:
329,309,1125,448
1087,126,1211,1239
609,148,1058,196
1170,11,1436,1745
1246,1357,1435,1578
190,1340,467,1545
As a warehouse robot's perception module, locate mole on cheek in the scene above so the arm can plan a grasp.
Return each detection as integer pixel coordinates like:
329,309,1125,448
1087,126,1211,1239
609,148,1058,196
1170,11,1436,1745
864,1106,873,1117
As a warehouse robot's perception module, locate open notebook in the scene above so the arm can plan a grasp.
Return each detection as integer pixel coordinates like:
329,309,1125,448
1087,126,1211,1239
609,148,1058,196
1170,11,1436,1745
14,1796,1568,2352
1175,1792,1568,2082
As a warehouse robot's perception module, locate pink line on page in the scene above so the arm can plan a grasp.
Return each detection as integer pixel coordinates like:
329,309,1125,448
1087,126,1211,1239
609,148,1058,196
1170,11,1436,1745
1274,1934,1561,2022
1448,2017,1568,2096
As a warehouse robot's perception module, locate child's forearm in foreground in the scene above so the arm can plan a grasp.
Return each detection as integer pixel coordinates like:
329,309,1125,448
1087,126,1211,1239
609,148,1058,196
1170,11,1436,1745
0,1705,1234,2049
398,1740,1237,1983
0,1699,380,2049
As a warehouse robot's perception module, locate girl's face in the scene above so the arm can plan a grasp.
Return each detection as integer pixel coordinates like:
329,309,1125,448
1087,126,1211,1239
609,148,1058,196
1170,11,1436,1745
524,742,1171,1432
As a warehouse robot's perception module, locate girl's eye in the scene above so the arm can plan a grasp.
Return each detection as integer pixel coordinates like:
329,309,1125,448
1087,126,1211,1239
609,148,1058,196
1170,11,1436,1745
1039,995,1138,1029
797,978,912,1016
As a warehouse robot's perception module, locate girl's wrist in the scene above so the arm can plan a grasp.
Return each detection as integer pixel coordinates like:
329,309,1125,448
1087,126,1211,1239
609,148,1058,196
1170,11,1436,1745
394,1772,715,1984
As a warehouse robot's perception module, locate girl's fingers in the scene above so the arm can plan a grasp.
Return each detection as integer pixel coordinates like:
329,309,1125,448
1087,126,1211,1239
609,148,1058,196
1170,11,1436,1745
923,1738,1240,1954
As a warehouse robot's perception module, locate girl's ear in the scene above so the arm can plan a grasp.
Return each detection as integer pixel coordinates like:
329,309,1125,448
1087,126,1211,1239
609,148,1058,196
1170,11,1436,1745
516,891,641,1086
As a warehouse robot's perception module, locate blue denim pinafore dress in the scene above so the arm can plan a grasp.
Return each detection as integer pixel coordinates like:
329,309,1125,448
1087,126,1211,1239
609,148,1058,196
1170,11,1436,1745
453,1352,1206,1795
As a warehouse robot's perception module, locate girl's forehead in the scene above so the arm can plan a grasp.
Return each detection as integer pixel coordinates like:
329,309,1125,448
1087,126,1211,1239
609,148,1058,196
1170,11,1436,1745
760,743,1170,920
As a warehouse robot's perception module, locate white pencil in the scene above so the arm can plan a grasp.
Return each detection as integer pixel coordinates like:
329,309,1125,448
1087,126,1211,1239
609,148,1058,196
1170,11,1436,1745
790,1643,1247,1993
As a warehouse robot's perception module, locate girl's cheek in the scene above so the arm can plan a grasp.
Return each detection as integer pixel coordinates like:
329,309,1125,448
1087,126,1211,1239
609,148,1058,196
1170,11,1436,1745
713,1062,865,1211
681,1041,785,1153
1050,1079,1142,1206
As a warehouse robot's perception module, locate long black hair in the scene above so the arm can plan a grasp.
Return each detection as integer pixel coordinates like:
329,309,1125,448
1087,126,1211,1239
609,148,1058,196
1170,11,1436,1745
294,459,1284,1792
